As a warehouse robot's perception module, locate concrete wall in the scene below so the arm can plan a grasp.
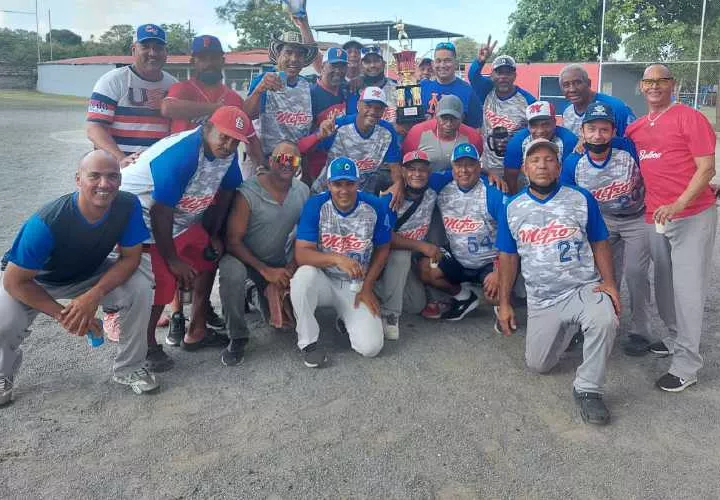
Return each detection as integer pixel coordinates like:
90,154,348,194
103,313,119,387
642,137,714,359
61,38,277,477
37,64,116,97
0,67,36,89
600,66,646,117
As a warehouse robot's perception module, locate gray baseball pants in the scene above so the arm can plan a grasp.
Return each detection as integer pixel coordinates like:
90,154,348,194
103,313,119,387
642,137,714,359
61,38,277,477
648,206,717,380
374,250,427,317
217,254,268,341
526,283,618,394
0,255,152,380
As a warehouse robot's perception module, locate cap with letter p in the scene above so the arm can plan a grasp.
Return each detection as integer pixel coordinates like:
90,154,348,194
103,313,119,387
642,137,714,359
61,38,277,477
582,101,616,126
136,24,167,44
327,156,360,182
208,106,253,143
359,86,388,107
323,47,348,64
451,143,480,162
191,35,224,55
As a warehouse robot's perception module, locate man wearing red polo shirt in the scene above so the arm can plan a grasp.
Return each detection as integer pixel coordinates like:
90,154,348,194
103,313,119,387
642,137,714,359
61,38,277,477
626,64,717,393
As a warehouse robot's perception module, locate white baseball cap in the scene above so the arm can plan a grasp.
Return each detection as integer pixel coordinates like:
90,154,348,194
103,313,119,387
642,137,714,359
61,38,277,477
359,86,388,107
526,101,555,122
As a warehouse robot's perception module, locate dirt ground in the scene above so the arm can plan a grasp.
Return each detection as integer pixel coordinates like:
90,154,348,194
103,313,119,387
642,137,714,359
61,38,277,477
1,92,720,499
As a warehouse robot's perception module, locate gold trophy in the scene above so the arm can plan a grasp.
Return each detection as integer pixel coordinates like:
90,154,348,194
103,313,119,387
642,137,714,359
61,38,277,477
393,21,424,124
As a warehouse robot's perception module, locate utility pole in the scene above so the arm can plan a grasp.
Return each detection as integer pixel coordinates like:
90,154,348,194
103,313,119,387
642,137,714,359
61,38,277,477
35,0,41,62
48,9,53,61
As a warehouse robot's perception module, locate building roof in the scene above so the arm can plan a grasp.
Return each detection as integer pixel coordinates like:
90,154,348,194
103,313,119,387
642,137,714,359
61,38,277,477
40,49,271,66
313,21,463,41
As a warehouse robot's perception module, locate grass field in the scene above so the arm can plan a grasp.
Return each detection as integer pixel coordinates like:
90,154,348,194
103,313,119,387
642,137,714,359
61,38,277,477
0,90,86,108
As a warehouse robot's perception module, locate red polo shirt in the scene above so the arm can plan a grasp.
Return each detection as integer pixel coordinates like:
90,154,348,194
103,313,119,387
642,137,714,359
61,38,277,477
166,77,245,133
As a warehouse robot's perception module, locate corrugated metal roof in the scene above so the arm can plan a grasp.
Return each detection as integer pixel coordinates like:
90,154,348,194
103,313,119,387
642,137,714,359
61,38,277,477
313,21,462,40
41,49,271,66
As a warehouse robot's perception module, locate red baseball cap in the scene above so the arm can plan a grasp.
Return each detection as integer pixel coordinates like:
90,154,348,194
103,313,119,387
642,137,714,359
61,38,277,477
208,106,254,143
402,150,430,166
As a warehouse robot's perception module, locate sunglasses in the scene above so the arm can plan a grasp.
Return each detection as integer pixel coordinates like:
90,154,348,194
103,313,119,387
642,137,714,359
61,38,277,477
435,42,456,54
272,153,301,168
641,77,674,88
361,46,382,57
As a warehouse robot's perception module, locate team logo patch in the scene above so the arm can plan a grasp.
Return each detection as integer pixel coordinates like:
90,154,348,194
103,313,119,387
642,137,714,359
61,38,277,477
638,150,662,160
517,221,578,245
443,216,484,234
145,25,158,34
592,104,608,116
321,233,370,253
236,116,245,130
592,180,633,203
528,103,544,114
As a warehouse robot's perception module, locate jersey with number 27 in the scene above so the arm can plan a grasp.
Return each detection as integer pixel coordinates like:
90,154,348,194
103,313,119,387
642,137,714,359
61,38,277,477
496,185,608,309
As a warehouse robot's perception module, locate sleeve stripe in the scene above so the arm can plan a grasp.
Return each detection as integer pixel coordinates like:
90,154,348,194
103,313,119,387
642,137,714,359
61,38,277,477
90,92,118,106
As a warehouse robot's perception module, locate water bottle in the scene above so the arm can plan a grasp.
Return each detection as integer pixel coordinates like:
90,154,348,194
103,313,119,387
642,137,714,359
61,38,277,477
349,279,363,293
86,319,104,348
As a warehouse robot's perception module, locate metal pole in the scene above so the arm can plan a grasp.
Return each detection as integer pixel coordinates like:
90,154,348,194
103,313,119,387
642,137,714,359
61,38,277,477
598,0,606,90
48,9,52,61
35,0,40,63
386,24,391,77
694,0,707,108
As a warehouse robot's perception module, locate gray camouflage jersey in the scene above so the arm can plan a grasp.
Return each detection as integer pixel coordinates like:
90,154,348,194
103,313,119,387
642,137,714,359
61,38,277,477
503,186,601,309
481,88,535,176
260,78,313,156
394,189,437,241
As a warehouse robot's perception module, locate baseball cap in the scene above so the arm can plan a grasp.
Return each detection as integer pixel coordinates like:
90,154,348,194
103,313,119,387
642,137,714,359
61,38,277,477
191,35,224,55
208,106,252,143
361,46,383,60
402,150,430,166
492,55,516,71
582,101,616,125
327,156,359,182
136,24,166,44
451,143,480,162
359,86,388,107
526,101,556,122
419,57,433,67
523,138,560,161
323,47,348,64
436,94,464,120
342,40,363,51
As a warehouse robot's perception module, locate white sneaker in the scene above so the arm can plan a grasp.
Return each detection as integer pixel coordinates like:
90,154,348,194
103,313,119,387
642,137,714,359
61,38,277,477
0,377,13,407
382,314,400,340
113,368,159,395
493,306,502,334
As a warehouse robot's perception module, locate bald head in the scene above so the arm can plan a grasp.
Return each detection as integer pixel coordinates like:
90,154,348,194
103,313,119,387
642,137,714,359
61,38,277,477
643,64,672,79
78,149,120,174
641,64,675,109
76,150,122,211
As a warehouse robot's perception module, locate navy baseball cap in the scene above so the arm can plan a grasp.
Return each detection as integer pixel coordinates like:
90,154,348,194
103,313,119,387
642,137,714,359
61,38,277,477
361,46,383,60
323,47,348,64
191,35,224,55
136,24,166,44
582,101,616,125
327,157,359,182
451,143,480,162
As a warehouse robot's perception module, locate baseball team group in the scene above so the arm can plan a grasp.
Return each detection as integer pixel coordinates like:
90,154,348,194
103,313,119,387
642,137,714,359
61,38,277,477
1,13,717,426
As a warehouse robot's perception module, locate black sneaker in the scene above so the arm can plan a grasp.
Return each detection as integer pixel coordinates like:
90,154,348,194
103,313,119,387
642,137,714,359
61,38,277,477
623,334,650,357
656,373,697,392
165,312,185,346
146,344,175,372
441,291,479,321
573,388,610,425
302,342,327,368
181,329,229,352
206,304,226,330
649,341,670,357
221,338,248,367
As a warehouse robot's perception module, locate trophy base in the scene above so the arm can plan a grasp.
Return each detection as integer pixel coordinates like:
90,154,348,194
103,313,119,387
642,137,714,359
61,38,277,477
397,105,426,124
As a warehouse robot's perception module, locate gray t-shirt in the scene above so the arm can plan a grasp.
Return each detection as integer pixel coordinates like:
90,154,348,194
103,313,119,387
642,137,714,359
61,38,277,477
239,175,309,267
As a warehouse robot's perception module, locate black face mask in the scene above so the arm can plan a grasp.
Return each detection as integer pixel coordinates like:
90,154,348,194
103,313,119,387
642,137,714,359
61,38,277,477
197,70,223,85
584,142,611,154
529,180,558,195
405,184,428,197
363,75,385,87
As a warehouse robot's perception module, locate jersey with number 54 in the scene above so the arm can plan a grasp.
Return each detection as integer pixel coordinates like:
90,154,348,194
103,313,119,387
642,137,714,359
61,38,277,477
431,170,505,269
496,184,609,309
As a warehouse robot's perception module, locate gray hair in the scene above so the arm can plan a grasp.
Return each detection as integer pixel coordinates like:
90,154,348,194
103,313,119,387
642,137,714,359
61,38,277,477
558,64,590,86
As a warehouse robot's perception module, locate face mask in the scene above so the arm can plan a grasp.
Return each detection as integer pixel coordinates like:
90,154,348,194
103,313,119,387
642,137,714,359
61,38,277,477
405,184,428,197
197,70,223,85
529,180,558,195
363,74,385,86
584,142,611,154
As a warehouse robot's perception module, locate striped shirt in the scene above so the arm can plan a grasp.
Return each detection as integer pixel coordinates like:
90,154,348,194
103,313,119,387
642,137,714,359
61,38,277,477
87,65,177,155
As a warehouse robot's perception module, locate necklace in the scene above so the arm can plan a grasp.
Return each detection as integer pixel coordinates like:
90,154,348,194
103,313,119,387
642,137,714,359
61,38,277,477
647,103,675,127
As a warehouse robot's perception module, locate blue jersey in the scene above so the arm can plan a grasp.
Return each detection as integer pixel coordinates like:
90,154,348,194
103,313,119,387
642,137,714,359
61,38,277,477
6,192,148,285
120,127,242,241
504,126,578,170
431,170,505,269
420,78,482,128
311,114,401,193
496,184,608,309
561,137,644,217
296,191,392,280
562,93,636,138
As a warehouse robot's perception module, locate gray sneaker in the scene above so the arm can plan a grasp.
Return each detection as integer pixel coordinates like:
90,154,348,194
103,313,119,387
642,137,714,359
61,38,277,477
382,314,400,340
573,388,610,425
113,368,159,395
0,377,13,407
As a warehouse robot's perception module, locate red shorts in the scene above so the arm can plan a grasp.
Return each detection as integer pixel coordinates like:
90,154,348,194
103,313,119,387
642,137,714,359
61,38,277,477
147,224,217,306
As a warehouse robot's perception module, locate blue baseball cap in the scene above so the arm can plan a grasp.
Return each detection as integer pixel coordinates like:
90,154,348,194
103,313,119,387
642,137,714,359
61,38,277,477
323,47,348,64
191,35,224,55
582,101,616,125
451,143,480,162
136,24,166,44
361,45,383,60
327,157,359,183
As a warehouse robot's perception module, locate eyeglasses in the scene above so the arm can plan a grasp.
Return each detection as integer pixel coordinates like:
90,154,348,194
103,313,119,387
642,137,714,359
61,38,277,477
641,77,674,88
435,42,456,54
272,153,301,168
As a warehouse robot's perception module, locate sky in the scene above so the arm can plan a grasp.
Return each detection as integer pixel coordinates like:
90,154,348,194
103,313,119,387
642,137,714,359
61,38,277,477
1,0,518,57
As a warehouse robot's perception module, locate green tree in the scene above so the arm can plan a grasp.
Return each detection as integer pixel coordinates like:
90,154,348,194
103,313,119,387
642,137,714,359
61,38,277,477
46,29,82,45
99,24,134,55
216,0,294,50
161,23,197,55
453,37,478,64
